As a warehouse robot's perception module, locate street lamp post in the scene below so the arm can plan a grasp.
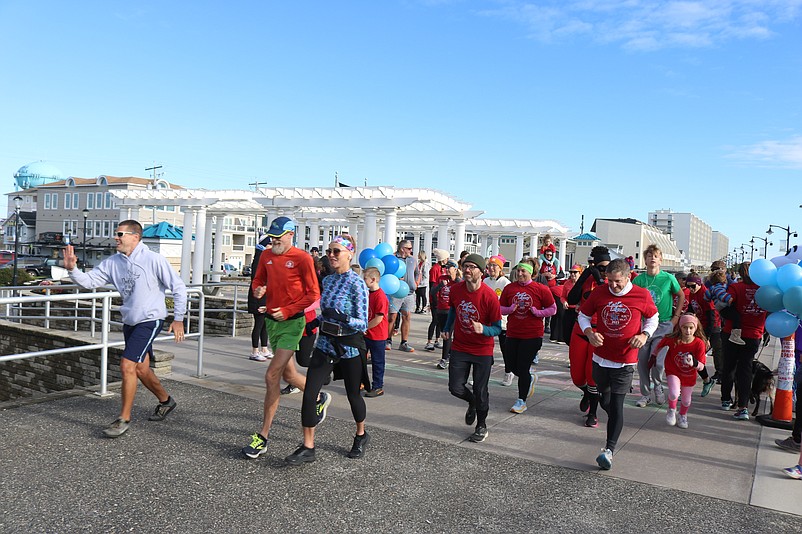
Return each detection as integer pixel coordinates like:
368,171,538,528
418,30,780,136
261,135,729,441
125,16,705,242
750,236,772,258
82,208,89,271
767,224,797,254
11,196,22,286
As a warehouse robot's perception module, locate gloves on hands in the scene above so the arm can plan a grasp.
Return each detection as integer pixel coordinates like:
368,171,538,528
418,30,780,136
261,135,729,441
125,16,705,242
322,308,348,323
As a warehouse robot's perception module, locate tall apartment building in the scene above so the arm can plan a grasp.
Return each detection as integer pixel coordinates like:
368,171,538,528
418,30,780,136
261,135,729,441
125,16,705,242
592,218,683,269
648,210,713,270
711,231,730,263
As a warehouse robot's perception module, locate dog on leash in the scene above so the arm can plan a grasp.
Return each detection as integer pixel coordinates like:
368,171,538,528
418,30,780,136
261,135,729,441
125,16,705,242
734,360,776,416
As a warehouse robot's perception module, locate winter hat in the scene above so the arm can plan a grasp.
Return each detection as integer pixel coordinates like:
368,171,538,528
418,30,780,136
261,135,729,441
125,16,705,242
462,253,486,271
433,249,449,262
488,256,504,269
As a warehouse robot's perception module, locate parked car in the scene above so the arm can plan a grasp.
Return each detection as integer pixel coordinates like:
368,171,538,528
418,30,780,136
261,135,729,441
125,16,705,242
221,263,239,276
26,258,84,277
241,266,252,277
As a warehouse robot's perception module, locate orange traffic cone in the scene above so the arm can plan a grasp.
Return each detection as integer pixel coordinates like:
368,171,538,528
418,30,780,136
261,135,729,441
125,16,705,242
757,336,795,430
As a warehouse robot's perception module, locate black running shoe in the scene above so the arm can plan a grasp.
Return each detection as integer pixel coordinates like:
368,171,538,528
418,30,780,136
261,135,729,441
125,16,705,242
148,397,177,421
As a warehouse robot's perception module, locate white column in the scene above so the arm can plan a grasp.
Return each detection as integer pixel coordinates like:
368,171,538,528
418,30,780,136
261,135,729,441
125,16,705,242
454,220,466,258
476,234,485,257
490,235,500,257
424,229,433,261
383,209,397,246
529,233,540,257
180,208,194,284
295,219,306,250
191,208,207,284
352,222,362,250
203,213,214,280
266,210,277,228
437,221,450,254
213,215,225,283
364,210,377,248
515,235,525,264
557,235,567,271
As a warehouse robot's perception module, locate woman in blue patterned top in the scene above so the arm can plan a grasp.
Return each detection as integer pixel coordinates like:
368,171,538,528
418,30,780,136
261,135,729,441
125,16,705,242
285,234,371,466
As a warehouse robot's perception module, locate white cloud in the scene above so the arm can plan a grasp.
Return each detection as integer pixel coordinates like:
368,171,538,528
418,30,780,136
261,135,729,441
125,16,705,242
729,135,802,169
477,0,802,50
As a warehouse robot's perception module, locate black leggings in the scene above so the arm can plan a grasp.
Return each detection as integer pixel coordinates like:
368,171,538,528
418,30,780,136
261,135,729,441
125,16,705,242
720,334,759,409
427,288,441,341
415,286,427,310
301,349,366,427
506,337,543,400
436,311,450,359
593,363,634,453
251,313,267,349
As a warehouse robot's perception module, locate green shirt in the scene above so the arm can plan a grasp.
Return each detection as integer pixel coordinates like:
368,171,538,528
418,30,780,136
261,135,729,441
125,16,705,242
632,270,680,322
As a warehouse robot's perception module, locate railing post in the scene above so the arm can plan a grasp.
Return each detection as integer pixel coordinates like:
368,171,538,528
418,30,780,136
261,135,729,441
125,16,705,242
90,288,97,337
45,287,52,330
96,294,112,397
195,289,205,378
232,283,238,337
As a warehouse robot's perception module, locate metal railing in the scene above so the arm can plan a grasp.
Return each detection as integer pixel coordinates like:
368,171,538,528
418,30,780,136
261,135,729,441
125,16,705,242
0,286,207,396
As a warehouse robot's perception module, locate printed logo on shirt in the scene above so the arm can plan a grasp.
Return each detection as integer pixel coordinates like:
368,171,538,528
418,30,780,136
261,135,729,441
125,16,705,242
512,291,533,316
673,351,694,372
744,287,762,315
648,288,662,306
457,300,480,334
285,260,295,269
495,288,502,297
689,299,702,315
266,260,273,265
600,300,632,332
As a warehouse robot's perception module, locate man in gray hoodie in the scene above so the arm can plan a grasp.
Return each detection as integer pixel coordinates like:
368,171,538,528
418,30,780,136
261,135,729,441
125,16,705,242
64,219,187,438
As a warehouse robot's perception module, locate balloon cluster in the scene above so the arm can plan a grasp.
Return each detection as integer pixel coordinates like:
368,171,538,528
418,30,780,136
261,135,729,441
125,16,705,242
751,258,802,338
358,242,410,298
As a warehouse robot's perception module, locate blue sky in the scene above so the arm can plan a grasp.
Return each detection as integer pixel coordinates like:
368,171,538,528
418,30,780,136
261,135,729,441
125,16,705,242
1,1,800,259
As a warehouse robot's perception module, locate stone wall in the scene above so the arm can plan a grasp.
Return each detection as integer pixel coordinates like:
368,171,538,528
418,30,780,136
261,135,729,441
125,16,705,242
0,320,174,402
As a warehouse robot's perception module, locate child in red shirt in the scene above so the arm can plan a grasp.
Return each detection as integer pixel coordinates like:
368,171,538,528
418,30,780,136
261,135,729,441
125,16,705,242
363,267,389,397
654,314,708,429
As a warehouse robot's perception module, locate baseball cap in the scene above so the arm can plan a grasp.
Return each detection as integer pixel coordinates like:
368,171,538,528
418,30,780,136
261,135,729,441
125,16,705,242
266,216,295,238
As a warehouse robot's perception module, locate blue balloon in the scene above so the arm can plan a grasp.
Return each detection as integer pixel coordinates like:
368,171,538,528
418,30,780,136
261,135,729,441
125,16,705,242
765,310,799,338
382,254,399,276
379,274,400,296
755,285,785,313
750,258,777,287
365,257,385,276
394,260,407,279
374,242,394,258
776,263,802,292
393,280,410,299
358,248,377,269
783,285,802,317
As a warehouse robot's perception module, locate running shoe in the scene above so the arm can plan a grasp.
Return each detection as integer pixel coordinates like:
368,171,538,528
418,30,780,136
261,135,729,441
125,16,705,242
437,359,448,369
775,436,802,453
364,388,384,398
666,408,677,426
783,465,802,480
527,372,537,399
148,396,177,421
433,340,443,349
501,372,514,387
721,401,732,411
510,399,527,414
677,414,688,429
468,425,488,443
347,432,370,459
733,408,750,421
385,341,392,351
596,448,613,470
249,352,268,362
579,393,590,413
103,418,129,438
465,403,476,426
424,342,435,351
701,380,715,397
281,384,301,395
635,395,651,408
316,392,332,424
242,433,268,458
399,341,415,353
261,348,274,359
654,385,666,406
584,414,598,428
284,445,316,465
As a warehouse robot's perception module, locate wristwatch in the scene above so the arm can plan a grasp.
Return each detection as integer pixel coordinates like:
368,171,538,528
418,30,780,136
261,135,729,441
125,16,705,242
640,331,651,339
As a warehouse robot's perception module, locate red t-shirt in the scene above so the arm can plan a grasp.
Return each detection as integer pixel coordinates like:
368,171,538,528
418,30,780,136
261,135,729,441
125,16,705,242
435,274,458,311
673,288,690,314
724,282,766,339
659,337,707,387
500,281,555,339
449,281,501,357
366,288,389,341
687,288,719,330
579,284,658,364
579,275,605,323
429,263,443,285
252,247,320,319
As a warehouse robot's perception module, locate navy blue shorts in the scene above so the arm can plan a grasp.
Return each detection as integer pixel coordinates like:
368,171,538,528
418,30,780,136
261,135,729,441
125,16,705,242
122,320,164,363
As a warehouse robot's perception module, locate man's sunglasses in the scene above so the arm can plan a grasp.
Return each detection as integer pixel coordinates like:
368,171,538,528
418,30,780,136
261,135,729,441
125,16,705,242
115,231,136,238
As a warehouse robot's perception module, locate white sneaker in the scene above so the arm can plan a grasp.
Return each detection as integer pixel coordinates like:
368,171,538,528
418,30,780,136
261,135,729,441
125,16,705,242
677,414,688,429
729,329,746,346
501,372,514,386
635,395,651,408
596,448,613,470
666,408,677,426
249,352,267,362
654,385,666,406
261,348,274,359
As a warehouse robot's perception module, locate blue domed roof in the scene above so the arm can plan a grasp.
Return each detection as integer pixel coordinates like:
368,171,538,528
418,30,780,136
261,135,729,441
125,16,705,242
14,161,65,189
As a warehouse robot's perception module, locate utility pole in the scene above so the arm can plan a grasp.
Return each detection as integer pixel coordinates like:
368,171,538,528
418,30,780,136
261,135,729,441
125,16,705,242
248,180,269,242
146,163,163,224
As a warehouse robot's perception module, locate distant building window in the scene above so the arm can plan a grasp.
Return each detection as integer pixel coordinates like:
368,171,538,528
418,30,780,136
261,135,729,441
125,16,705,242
104,192,112,209
94,221,102,237
95,192,103,210
103,220,111,237
52,193,58,210
64,193,71,209
86,220,93,238
72,193,79,210
87,193,94,210
44,194,51,210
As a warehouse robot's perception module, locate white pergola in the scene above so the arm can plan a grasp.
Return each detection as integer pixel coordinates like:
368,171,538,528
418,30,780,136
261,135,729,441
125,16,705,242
113,186,571,283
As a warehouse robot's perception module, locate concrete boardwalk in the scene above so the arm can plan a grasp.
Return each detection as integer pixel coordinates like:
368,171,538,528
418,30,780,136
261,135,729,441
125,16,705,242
2,315,801,531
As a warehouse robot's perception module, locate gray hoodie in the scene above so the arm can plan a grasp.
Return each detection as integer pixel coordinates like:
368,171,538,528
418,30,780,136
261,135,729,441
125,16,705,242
69,242,187,325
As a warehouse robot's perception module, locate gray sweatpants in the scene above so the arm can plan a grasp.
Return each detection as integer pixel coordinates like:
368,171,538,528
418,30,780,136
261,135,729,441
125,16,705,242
637,320,675,397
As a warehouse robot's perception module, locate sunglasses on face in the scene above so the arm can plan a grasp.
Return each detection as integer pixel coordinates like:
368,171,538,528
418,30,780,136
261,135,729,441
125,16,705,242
325,248,346,256
569,270,579,274
115,231,136,238
686,283,697,289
